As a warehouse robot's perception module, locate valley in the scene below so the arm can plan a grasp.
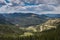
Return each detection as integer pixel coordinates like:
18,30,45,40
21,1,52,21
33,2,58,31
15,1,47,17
0,13,60,40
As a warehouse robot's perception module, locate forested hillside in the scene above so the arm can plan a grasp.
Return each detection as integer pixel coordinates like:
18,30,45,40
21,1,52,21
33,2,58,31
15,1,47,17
0,18,60,40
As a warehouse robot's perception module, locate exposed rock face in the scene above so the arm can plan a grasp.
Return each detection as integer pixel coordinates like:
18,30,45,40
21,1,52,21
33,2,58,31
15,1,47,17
39,19,60,31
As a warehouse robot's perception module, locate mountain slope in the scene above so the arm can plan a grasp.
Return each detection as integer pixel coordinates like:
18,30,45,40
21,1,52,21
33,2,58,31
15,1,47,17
0,14,12,24
0,13,60,27
0,13,60,40
18,19,60,40
1,13,48,27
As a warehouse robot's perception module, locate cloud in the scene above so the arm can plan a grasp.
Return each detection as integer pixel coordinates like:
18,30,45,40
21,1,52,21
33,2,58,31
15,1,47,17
0,4,56,13
0,0,59,6
0,0,60,14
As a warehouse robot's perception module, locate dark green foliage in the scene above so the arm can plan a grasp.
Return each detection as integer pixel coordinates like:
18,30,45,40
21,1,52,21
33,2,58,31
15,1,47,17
18,23,60,40
0,20,60,40
0,24,24,40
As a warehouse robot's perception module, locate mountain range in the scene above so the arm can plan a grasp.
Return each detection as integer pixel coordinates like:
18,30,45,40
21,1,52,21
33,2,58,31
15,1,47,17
0,13,47,27
0,0,60,40
0,13,60,40
0,13,60,27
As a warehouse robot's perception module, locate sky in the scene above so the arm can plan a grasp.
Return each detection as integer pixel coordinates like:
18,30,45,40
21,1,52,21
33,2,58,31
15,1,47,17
0,0,60,14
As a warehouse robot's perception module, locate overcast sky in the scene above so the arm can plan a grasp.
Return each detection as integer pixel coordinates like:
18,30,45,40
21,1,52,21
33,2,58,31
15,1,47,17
0,0,60,14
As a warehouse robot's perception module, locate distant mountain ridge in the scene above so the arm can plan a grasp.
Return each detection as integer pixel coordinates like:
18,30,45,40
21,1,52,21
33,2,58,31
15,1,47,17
0,13,60,27
0,13,47,27
45,14,60,18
